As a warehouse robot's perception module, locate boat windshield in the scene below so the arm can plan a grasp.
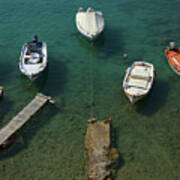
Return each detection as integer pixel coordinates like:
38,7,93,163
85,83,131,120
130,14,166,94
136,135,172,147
26,42,42,53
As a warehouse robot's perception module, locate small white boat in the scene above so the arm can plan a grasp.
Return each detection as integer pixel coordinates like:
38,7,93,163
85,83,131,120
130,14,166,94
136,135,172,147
123,61,155,104
19,37,48,80
75,7,105,40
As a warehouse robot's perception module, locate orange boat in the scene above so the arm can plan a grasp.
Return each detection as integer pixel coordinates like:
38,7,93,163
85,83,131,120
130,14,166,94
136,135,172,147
165,47,180,75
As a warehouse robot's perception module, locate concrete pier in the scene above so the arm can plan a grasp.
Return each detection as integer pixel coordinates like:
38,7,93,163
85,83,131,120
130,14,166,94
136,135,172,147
85,119,119,180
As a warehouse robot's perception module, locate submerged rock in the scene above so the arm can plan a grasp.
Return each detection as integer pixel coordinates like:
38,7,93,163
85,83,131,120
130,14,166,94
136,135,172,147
85,119,118,180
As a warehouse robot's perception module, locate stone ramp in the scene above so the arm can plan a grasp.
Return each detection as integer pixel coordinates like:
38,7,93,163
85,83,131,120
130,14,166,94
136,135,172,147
0,93,53,147
85,119,118,180
85,119,110,152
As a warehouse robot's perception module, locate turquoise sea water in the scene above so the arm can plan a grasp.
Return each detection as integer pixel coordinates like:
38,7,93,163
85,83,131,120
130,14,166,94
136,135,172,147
0,0,180,179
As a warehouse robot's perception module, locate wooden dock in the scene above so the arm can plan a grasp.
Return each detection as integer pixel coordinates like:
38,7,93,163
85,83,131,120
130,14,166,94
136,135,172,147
0,93,54,147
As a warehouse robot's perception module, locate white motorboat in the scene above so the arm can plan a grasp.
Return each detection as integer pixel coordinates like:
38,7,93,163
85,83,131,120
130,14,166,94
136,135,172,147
123,61,155,104
19,37,48,80
75,7,105,40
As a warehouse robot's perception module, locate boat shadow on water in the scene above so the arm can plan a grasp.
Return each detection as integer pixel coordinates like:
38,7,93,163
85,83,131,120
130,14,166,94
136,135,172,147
43,57,68,96
20,66,49,96
75,27,124,59
0,104,60,159
0,61,14,85
135,80,170,116
111,126,125,178
20,58,67,97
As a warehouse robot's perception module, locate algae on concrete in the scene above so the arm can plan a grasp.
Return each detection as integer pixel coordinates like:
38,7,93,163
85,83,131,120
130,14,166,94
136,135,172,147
85,119,119,180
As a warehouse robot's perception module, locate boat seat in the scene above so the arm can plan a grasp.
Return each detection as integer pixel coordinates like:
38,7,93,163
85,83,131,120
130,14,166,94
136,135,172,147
128,78,148,90
172,57,180,67
131,66,150,80
25,58,29,64
126,86,145,95
28,43,39,53
131,75,150,81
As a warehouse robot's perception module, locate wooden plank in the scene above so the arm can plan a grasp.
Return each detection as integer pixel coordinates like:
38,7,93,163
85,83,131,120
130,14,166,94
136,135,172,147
0,93,52,146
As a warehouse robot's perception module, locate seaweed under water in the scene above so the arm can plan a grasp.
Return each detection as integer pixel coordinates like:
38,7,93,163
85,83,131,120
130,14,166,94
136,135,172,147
0,0,180,179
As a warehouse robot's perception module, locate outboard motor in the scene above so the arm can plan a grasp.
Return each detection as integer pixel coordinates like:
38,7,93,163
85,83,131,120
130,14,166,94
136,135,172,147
78,7,84,12
87,7,94,13
169,41,176,50
32,35,38,43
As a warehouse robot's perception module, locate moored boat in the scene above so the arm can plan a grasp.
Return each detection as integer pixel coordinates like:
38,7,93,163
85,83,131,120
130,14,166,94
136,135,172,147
75,7,105,40
123,61,155,104
19,36,48,80
165,42,180,76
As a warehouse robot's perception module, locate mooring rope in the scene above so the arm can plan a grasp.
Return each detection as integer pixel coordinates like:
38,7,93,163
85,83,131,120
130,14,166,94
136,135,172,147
90,42,95,119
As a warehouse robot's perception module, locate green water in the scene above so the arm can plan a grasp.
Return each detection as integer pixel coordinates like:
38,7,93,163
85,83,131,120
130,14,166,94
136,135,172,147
0,0,180,179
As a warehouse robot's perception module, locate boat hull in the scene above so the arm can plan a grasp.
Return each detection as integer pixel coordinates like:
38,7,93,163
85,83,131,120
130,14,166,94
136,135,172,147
75,10,105,41
167,58,180,76
123,61,154,104
124,92,145,104
76,22,101,40
165,48,180,76
19,42,48,80
19,67,44,80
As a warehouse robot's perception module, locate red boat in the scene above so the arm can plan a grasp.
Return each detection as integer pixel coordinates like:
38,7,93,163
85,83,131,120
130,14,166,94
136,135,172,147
165,46,180,75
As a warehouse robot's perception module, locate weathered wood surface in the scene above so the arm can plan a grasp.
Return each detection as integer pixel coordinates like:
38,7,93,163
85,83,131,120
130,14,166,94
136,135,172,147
0,93,52,146
85,119,112,180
